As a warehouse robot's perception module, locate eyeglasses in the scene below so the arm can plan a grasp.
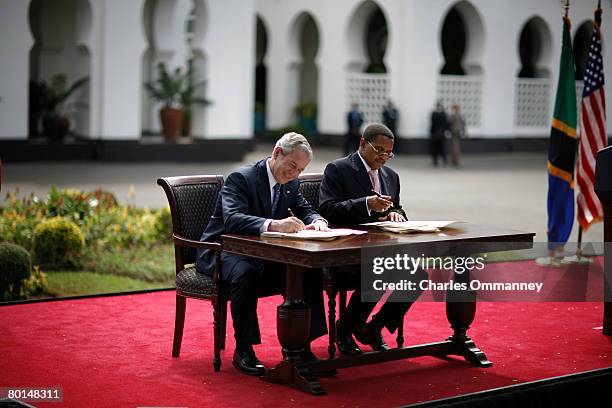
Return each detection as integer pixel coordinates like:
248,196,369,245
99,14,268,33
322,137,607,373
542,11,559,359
366,141,395,159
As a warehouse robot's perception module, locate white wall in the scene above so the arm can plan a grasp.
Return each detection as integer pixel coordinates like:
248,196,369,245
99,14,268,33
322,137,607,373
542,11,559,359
198,0,255,139
257,0,612,138
0,0,610,141
0,0,31,139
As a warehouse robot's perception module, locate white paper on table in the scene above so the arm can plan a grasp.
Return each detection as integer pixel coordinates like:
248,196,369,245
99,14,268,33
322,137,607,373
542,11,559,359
360,220,458,234
261,228,367,241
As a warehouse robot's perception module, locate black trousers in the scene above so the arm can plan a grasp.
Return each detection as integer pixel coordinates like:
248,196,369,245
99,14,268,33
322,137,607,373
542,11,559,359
430,138,446,166
221,253,327,346
344,132,360,156
334,266,427,334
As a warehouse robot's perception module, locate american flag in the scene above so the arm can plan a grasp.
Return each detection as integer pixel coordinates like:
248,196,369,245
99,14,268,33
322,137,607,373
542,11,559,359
576,8,607,231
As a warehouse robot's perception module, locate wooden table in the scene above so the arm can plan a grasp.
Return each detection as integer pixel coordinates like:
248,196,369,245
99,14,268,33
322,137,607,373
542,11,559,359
222,222,534,395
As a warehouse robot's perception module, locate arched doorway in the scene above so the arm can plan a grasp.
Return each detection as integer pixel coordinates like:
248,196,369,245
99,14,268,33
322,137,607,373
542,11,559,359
574,21,595,81
345,0,390,125
28,0,92,139
288,12,320,136
254,15,268,136
437,1,485,127
515,16,553,128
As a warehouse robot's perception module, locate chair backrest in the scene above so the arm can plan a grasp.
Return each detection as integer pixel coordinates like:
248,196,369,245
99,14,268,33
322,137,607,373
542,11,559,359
157,175,224,266
298,173,323,211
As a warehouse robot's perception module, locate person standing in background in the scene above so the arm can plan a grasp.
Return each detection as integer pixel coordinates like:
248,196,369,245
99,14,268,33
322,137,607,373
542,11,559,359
345,103,364,156
449,103,466,167
429,101,449,166
382,100,399,153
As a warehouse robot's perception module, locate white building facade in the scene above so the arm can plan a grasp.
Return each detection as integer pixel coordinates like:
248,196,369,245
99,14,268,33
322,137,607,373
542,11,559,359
1,0,611,141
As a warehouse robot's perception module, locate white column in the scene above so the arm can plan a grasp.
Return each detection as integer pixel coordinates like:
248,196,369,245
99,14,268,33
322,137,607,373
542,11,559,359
0,0,31,139
198,0,255,138
88,0,147,139
263,2,294,130
476,0,517,137
398,0,445,137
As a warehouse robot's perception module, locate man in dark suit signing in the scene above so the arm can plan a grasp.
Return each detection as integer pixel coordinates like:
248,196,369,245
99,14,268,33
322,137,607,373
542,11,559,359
319,123,426,355
196,133,330,376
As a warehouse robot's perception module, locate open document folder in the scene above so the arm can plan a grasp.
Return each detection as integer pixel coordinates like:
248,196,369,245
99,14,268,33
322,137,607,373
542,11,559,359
360,220,457,234
261,228,367,241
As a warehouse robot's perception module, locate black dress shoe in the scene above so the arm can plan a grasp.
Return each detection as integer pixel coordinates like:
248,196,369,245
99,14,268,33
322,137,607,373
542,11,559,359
336,320,362,356
233,349,265,376
354,322,390,351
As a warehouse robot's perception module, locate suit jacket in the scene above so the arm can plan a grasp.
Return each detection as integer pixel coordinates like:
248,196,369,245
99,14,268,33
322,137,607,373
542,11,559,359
196,158,321,276
319,153,401,226
347,110,363,135
430,110,449,139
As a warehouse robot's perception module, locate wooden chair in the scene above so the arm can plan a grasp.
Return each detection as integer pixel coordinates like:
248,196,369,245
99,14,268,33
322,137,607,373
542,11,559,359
157,175,227,371
297,173,404,359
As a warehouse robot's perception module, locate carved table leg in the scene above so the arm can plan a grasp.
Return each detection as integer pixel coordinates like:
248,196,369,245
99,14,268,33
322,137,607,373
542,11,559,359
445,271,492,367
262,265,325,395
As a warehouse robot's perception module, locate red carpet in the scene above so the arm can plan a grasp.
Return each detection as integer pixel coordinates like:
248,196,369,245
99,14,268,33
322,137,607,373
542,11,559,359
1,289,611,407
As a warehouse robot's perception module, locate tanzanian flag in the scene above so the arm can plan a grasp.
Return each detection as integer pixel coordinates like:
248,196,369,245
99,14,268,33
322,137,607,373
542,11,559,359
547,15,577,248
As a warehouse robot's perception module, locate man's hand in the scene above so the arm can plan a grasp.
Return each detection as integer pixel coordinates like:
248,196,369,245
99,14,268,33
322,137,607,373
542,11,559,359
378,211,406,222
268,217,306,232
305,219,330,231
367,195,393,213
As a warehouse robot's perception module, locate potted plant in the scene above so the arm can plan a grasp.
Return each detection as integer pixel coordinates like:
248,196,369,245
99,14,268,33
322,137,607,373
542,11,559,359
145,63,186,140
36,74,89,141
294,101,317,136
179,62,211,137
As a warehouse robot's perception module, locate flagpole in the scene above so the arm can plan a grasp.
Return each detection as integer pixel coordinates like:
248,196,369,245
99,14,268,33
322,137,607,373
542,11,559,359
537,0,577,267
567,0,604,265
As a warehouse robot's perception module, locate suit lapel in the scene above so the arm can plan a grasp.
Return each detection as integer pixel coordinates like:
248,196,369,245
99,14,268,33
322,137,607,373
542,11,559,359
379,167,391,196
256,159,273,218
350,153,377,196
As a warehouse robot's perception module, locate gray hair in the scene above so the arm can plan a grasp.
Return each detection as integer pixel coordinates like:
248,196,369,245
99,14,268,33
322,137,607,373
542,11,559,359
275,132,313,160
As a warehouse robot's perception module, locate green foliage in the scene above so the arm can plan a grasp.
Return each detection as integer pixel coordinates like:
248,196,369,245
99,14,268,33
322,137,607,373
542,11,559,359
0,242,32,300
45,270,167,297
0,190,45,251
180,63,211,111
145,62,212,111
1,187,175,299
80,244,174,283
37,73,89,118
145,63,185,109
46,187,96,222
89,188,119,209
82,206,160,248
154,206,173,241
21,266,48,298
294,101,317,119
33,217,85,270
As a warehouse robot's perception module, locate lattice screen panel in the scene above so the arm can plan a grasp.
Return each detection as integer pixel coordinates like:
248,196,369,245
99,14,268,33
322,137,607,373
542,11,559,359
345,73,390,125
514,78,551,128
436,75,483,127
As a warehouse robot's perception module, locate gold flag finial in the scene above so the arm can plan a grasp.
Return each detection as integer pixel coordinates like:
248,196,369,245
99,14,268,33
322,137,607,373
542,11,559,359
564,0,570,17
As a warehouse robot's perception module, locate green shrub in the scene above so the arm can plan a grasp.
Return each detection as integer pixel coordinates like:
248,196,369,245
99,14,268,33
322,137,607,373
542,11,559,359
89,188,118,210
0,242,32,300
155,206,173,241
0,190,45,251
20,265,48,298
33,217,85,269
45,187,95,222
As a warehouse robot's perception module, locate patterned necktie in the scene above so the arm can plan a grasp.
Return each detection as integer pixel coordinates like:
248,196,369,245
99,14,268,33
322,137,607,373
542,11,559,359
368,170,380,194
271,183,281,217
